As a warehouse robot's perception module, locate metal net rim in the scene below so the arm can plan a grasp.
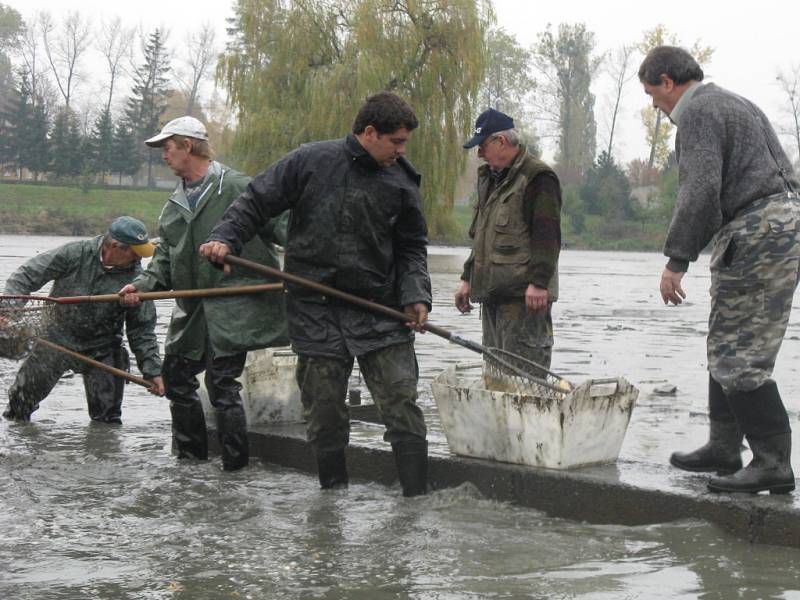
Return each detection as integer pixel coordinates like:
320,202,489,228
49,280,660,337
0,299,53,360
482,347,570,398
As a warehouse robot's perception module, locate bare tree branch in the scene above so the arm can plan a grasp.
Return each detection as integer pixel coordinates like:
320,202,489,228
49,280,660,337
175,23,217,116
96,17,135,113
601,44,635,159
776,64,800,162
40,10,91,110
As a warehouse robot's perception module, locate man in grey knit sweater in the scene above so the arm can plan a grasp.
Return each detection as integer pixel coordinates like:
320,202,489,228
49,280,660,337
639,46,799,495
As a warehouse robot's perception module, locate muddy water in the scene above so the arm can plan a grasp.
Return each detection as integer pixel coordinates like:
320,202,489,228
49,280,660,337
2,235,800,599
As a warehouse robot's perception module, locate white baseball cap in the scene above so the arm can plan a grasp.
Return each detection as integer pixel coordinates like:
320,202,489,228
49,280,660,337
145,116,208,147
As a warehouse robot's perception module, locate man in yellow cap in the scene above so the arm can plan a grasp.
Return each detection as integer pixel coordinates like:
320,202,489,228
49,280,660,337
2,216,164,424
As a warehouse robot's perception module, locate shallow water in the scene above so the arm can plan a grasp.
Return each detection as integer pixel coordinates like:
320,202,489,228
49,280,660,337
2,235,800,599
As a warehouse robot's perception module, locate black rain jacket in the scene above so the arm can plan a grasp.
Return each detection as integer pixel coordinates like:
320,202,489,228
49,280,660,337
208,134,432,358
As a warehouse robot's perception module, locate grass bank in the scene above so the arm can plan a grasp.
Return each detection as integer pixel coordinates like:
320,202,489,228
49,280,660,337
0,181,166,236
450,203,667,251
1,182,667,251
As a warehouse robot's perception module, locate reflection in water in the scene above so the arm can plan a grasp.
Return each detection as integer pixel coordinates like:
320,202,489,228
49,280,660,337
2,236,800,599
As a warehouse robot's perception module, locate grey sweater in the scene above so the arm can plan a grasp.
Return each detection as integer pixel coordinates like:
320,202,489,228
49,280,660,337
666,83,798,271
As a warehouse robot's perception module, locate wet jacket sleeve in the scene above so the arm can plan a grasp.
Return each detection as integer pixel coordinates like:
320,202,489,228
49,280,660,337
4,243,78,295
394,188,432,309
460,177,486,282
523,172,562,289
208,150,305,255
124,301,162,379
461,251,475,282
664,108,725,272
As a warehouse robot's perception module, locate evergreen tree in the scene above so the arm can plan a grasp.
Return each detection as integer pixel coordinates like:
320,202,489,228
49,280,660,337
124,28,171,187
109,119,141,186
24,92,50,180
49,107,84,179
580,151,633,218
3,70,50,180
90,106,114,183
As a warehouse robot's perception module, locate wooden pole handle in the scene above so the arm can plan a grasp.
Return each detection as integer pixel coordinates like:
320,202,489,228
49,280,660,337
54,283,284,304
36,338,152,389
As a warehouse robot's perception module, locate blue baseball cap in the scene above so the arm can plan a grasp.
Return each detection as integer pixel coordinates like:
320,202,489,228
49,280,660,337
463,108,515,149
109,216,155,258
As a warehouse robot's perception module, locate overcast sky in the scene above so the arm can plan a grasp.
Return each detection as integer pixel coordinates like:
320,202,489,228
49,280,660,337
5,0,800,164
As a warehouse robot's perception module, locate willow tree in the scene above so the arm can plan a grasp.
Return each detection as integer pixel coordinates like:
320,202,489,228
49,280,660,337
219,0,492,236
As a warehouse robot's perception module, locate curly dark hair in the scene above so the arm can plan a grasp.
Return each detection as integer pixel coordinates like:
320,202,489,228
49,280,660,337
638,46,704,86
352,91,419,135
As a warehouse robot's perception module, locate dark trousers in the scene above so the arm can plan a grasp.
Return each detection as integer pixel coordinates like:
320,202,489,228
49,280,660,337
161,352,249,469
481,299,553,369
295,342,427,453
5,342,129,423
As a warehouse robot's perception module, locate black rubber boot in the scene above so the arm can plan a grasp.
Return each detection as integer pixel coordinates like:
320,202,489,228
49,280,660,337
170,402,209,460
392,439,428,497
708,381,795,494
2,403,32,422
708,433,795,494
670,375,743,474
217,407,249,471
316,448,348,489
670,421,743,474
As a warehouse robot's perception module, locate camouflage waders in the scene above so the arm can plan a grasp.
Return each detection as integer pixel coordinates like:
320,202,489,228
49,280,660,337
295,341,427,453
707,192,800,394
4,342,130,423
481,299,553,369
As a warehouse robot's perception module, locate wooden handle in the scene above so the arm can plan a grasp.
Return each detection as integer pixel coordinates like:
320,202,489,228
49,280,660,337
36,338,152,388
223,255,418,324
57,283,283,304
222,255,571,393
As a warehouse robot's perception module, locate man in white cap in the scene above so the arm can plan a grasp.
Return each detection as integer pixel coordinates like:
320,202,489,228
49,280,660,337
119,116,288,471
3,216,164,424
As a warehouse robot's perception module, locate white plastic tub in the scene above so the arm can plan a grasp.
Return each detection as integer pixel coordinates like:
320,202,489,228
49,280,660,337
199,347,303,425
430,364,638,469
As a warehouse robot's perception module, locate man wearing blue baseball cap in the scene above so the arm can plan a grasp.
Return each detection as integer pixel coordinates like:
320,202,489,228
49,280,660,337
455,108,563,372
3,217,164,424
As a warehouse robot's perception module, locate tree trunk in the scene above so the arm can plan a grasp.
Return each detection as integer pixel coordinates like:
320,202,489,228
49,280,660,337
647,111,662,171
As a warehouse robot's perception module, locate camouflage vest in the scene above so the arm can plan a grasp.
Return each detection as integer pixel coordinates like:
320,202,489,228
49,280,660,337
468,146,559,302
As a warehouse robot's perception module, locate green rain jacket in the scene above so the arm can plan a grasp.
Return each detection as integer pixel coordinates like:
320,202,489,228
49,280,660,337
132,161,288,360
4,236,162,378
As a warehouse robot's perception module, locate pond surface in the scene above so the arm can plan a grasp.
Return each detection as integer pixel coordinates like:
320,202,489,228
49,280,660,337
2,235,800,599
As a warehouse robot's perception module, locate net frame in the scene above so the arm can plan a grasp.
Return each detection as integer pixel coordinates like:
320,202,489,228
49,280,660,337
483,347,571,398
0,298,57,360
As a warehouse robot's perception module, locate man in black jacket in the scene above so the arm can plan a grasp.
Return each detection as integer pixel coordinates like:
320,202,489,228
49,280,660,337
199,92,432,496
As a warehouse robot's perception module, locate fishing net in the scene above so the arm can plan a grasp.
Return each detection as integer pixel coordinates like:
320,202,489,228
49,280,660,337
0,298,55,360
483,347,571,398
